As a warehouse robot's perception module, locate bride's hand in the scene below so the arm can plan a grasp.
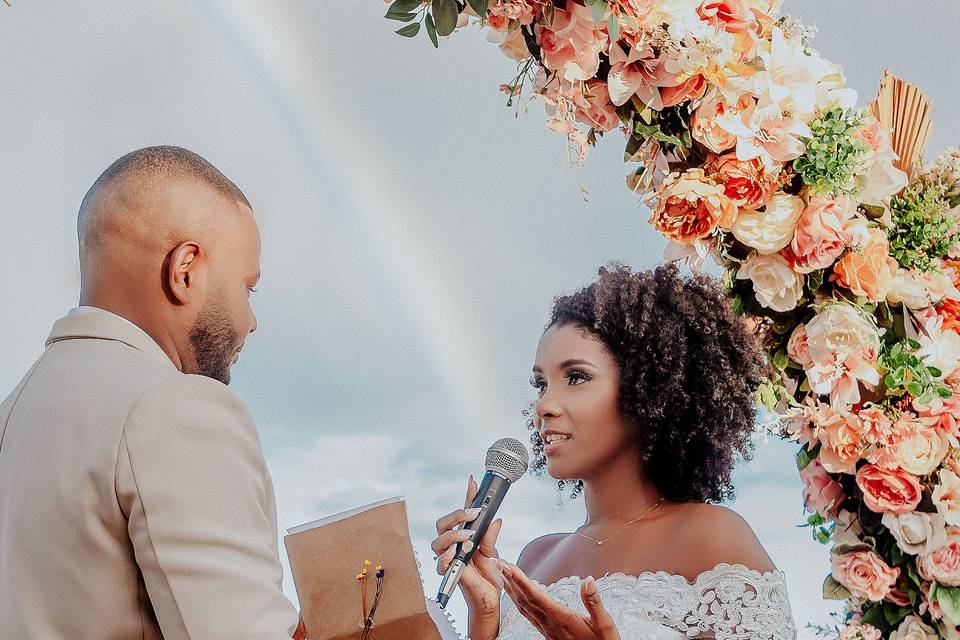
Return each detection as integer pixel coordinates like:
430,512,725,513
432,475,504,620
498,560,620,640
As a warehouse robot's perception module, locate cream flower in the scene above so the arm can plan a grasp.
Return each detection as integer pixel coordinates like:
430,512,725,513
896,427,951,476
882,511,948,556
916,314,960,379
934,468,960,526
736,252,804,312
732,192,803,254
892,616,938,640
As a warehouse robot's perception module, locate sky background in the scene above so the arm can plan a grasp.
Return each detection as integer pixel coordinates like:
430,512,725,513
1,1,958,637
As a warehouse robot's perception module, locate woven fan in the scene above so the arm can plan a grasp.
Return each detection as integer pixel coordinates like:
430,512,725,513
869,69,934,179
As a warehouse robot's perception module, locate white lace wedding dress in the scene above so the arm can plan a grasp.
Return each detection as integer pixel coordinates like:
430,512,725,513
497,563,796,640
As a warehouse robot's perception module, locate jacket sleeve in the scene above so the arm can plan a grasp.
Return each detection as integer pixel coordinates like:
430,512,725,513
116,374,300,640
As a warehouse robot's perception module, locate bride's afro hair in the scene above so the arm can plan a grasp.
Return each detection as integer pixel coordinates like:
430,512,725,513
525,262,770,503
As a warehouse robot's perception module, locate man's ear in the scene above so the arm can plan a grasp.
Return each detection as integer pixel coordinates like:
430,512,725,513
166,241,202,305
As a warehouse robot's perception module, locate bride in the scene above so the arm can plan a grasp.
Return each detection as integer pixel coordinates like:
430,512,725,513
431,263,796,640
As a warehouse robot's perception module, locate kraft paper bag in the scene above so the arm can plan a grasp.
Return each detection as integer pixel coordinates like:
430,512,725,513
284,496,461,640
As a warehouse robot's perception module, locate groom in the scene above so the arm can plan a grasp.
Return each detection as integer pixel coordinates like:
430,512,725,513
0,146,305,639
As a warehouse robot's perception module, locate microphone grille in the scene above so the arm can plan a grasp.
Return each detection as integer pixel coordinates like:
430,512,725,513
485,438,529,483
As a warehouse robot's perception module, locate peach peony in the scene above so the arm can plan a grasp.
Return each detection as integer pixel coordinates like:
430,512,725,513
650,169,736,244
814,409,862,474
831,549,900,602
832,228,898,302
781,195,856,274
706,152,781,211
856,464,923,515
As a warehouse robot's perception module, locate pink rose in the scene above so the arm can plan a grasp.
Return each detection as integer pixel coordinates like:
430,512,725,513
697,0,754,34
536,1,607,82
781,195,855,274
786,324,812,367
575,79,619,133
856,464,923,515
800,459,844,516
831,549,900,602
919,529,960,586
815,410,863,475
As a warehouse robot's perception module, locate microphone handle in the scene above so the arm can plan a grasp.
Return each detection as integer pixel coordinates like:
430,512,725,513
458,471,510,564
436,471,510,607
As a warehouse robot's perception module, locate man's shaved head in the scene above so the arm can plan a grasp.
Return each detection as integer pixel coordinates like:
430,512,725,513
77,146,262,384
78,145,250,264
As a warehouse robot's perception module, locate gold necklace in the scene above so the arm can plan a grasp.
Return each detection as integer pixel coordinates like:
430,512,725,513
575,497,666,546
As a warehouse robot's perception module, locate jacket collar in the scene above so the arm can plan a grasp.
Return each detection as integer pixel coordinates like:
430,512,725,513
46,306,179,371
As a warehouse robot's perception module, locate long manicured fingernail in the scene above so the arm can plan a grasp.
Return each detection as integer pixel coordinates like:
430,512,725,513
464,508,481,518
458,529,477,539
584,576,597,594
462,540,474,552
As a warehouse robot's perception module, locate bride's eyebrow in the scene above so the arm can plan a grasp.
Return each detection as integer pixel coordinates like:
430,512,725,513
532,359,595,374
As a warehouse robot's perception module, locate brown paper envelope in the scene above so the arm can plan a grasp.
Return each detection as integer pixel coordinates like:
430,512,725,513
284,498,444,640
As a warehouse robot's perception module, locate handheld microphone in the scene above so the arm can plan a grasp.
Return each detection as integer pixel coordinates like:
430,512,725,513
436,437,529,608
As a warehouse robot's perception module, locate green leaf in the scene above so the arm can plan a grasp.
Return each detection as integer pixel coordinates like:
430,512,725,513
607,13,620,43
796,447,814,471
395,22,421,37
823,575,852,600
388,0,425,13
432,0,459,36
860,604,885,629
934,584,960,625
591,0,605,23
883,603,911,626
386,11,417,22
425,12,439,47
465,0,489,16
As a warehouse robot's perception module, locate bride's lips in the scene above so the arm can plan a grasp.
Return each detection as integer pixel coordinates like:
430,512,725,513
541,429,572,455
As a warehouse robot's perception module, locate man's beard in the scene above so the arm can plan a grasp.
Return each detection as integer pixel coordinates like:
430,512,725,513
188,300,239,385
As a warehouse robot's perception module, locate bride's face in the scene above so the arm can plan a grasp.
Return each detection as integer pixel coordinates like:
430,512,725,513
531,322,633,481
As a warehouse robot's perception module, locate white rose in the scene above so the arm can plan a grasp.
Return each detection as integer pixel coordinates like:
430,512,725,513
888,269,960,309
882,511,948,556
736,253,804,312
897,428,951,475
934,469,960,526
917,316,960,379
805,303,881,363
732,193,804,254
888,269,936,309
858,152,909,208
892,615,938,640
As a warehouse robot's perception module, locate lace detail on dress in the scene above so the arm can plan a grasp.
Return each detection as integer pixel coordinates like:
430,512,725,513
497,563,796,640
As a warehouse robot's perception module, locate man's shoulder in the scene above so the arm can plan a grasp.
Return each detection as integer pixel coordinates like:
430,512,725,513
129,374,253,430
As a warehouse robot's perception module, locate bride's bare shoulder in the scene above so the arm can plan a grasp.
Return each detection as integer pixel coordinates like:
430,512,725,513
663,503,777,577
515,532,568,573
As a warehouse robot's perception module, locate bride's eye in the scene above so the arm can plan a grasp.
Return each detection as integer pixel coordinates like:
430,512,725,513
565,369,591,386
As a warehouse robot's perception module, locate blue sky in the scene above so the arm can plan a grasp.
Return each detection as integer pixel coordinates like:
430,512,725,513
1,2,958,636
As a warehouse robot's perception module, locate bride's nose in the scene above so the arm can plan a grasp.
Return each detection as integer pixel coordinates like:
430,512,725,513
535,389,561,422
